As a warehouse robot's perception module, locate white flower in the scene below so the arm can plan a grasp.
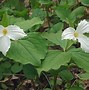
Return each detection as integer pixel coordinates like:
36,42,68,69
62,20,89,53
0,25,27,55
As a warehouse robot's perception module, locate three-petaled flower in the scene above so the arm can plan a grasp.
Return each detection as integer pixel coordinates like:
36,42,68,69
0,25,27,55
62,20,89,53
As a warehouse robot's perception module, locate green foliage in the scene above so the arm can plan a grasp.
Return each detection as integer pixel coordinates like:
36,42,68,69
0,12,9,26
55,5,72,24
11,63,23,73
23,64,38,79
7,33,47,66
38,50,71,72
15,17,43,31
80,0,89,6
60,0,77,6
80,73,89,80
42,30,73,51
69,48,89,72
31,8,46,20
0,0,89,89
2,0,25,10
9,15,25,24
59,69,74,81
49,22,63,33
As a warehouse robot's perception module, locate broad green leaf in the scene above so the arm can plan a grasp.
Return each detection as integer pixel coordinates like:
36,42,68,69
79,73,89,80
42,31,73,51
55,5,74,25
70,6,85,21
69,48,89,72
15,17,43,31
68,86,84,90
0,12,9,27
49,22,63,33
42,31,62,45
11,63,23,73
13,9,29,19
3,0,25,10
1,61,11,69
49,66,68,76
80,0,89,6
0,7,13,17
23,64,38,79
38,50,71,72
59,70,74,81
9,15,25,24
31,8,46,20
7,33,47,66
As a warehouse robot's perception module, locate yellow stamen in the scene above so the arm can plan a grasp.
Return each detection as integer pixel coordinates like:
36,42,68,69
2,29,8,35
74,32,79,37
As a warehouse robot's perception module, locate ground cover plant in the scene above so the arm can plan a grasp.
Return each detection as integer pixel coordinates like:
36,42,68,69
0,0,89,90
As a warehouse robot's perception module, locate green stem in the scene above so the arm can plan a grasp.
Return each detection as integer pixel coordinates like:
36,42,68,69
53,75,58,90
42,72,52,89
45,6,50,28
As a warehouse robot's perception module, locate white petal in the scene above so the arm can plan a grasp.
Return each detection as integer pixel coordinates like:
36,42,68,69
0,25,4,37
62,27,76,40
76,20,89,34
6,25,27,40
0,36,11,55
77,35,89,53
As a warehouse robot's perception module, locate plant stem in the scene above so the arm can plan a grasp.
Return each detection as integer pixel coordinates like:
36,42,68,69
53,75,57,90
45,6,50,28
42,72,52,89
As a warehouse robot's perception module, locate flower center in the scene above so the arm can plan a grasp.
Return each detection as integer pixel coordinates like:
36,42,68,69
74,32,79,37
2,29,8,35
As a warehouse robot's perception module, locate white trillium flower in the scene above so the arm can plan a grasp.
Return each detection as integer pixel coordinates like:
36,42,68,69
62,20,89,53
0,25,27,55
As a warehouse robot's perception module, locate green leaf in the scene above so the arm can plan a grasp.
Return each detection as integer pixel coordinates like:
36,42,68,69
80,0,89,6
60,0,77,6
79,73,89,80
15,17,43,31
31,8,46,20
70,6,85,21
9,15,25,24
42,31,73,51
49,22,63,33
13,9,29,19
3,0,25,10
23,64,38,79
38,50,71,72
30,0,39,8
11,63,23,73
7,33,47,66
0,12,9,27
42,31,62,45
68,86,84,90
1,61,11,69
59,70,74,81
69,48,89,72
55,5,73,25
